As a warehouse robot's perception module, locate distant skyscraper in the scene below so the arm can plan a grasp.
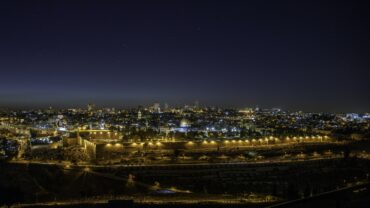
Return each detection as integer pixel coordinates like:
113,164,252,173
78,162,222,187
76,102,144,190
152,103,161,113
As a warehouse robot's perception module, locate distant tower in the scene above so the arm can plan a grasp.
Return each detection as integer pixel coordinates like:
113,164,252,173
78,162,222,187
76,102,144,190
138,110,142,120
87,103,95,112
255,105,260,112
153,103,161,113
194,100,199,108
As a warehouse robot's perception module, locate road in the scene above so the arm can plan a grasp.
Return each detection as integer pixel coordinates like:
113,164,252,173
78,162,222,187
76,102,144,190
9,155,345,170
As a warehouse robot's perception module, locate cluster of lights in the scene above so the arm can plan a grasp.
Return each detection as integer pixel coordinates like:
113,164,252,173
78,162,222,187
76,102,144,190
105,143,122,147
201,140,217,145
201,135,329,146
104,135,330,149
106,141,163,148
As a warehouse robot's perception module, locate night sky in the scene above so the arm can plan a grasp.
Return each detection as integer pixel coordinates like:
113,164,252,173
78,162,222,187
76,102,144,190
0,0,369,112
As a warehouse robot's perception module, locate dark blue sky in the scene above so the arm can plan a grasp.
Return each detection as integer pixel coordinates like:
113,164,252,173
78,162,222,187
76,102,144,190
0,0,369,112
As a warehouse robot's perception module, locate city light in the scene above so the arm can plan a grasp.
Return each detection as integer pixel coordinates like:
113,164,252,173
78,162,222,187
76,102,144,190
1,1,369,207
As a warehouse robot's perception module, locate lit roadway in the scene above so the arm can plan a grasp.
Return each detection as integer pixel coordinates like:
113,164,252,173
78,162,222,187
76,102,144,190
11,196,270,208
10,154,346,169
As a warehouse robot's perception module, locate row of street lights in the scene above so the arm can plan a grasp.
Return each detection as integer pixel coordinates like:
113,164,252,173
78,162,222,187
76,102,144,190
104,135,330,149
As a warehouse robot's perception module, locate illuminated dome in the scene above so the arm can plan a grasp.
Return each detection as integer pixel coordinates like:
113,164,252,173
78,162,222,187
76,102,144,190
180,119,190,128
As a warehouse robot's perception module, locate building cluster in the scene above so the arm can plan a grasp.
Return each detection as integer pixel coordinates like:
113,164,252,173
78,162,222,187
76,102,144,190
0,104,369,161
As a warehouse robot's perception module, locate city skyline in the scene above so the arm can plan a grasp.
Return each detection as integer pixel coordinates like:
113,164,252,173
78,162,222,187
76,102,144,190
2,1,370,207
1,0,370,112
1,101,369,114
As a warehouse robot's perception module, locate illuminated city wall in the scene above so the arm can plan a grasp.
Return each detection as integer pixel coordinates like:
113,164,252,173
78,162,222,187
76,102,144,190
91,136,331,159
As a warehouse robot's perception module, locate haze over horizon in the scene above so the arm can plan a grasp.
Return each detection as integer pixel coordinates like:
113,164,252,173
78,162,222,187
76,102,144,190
1,0,369,112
